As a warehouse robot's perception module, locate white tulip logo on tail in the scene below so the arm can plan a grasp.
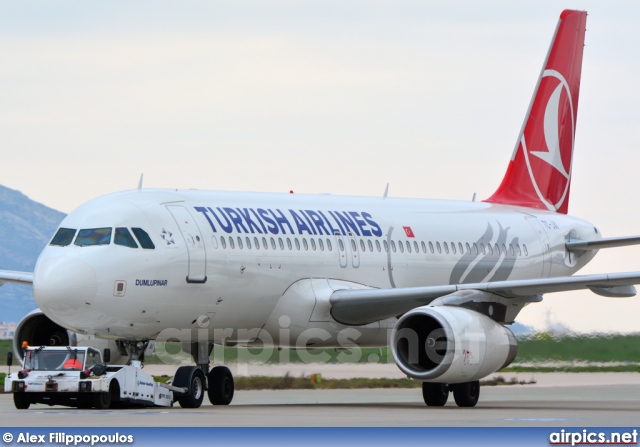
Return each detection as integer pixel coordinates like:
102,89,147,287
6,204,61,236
523,69,574,212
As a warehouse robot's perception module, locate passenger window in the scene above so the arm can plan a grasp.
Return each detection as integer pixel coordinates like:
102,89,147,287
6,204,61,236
450,242,456,255
50,228,76,247
458,243,463,254
436,242,441,254
311,239,317,251
368,240,374,252
473,243,478,255
237,237,243,249
414,241,419,253
295,239,301,250
443,242,449,254
211,236,219,249
502,244,507,255
523,244,528,256
287,238,292,250
383,240,389,252
421,241,427,253
262,237,268,250
487,244,493,255
229,237,235,249
398,241,404,253
480,243,485,255
509,244,515,256
303,239,309,250
221,236,227,249
270,237,276,250
350,239,356,252
115,228,138,248
132,228,155,249
390,240,396,252
279,238,284,250
360,240,366,252
516,244,521,256
405,241,411,253
338,239,345,251
319,239,324,251
429,242,434,254
254,237,259,248
466,243,471,254
246,237,252,249
326,239,332,251
376,240,382,252
75,228,112,247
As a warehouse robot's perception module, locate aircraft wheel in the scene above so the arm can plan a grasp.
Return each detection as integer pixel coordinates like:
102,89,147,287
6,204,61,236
452,380,480,407
208,366,234,405
174,366,205,408
422,382,449,406
13,393,30,410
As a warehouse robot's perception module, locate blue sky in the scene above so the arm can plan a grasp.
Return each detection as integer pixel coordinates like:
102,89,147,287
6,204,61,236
1,1,640,332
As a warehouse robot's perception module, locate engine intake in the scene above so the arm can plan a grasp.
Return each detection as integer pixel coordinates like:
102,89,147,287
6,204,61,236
12,308,123,364
391,306,517,383
13,309,72,361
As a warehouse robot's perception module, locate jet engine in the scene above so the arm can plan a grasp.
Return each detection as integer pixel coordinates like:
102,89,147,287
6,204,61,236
390,305,517,383
12,308,124,364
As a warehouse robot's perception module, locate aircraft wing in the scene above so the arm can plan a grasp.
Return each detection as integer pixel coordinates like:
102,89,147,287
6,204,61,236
329,271,640,325
0,270,34,286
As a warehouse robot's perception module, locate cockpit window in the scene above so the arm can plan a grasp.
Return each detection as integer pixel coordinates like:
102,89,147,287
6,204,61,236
132,228,155,249
74,228,112,246
114,227,139,248
50,228,77,246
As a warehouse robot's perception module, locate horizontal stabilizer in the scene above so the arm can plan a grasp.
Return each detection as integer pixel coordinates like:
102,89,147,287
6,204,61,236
566,235,640,252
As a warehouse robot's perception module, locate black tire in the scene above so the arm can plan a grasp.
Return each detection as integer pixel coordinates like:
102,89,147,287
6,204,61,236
13,393,30,410
452,380,480,407
208,366,234,405
93,391,112,409
174,366,205,408
422,382,449,406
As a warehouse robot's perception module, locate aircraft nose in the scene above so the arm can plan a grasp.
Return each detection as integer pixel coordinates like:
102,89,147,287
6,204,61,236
33,255,97,325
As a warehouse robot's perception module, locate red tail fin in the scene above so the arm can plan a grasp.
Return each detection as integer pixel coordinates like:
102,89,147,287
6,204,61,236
485,10,587,214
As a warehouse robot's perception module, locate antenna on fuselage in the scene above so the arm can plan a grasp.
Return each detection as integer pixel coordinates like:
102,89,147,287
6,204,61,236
472,192,477,202
383,183,389,199
137,174,144,191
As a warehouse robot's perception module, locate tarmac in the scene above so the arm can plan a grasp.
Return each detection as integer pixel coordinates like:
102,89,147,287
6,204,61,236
1,365,639,427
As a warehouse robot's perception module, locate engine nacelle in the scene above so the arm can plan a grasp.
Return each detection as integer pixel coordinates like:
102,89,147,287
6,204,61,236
12,308,125,364
390,306,517,383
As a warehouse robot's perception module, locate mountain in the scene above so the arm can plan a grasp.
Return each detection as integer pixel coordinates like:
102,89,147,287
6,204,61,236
0,185,66,323
505,321,535,338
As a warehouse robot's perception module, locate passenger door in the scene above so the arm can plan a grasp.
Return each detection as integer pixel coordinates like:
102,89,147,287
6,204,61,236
167,205,207,283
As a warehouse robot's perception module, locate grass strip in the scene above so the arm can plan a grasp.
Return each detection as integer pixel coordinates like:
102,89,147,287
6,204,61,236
152,374,535,390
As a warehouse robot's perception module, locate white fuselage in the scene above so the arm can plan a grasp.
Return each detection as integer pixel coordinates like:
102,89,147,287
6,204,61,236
32,189,599,347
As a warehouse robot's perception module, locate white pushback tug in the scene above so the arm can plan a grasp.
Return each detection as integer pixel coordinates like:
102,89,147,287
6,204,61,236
4,344,206,409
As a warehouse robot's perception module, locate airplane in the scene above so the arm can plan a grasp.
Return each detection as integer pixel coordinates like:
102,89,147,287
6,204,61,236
2,9,640,409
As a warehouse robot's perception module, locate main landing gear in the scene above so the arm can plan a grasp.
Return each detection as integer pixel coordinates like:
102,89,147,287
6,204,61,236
422,380,480,407
178,342,235,408
122,340,235,408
